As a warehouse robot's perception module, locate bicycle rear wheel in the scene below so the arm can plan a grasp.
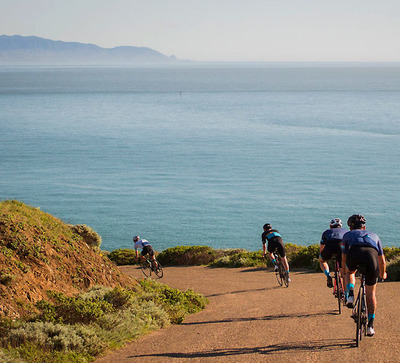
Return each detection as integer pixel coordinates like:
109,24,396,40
275,264,283,286
153,261,163,278
355,288,363,346
335,271,343,314
282,266,289,288
140,260,152,277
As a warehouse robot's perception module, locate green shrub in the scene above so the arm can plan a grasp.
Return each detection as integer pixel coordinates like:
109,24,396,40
387,256,400,281
71,224,102,249
288,244,320,270
36,291,114,324
107,249,137,265
104,287,136,309
137,279,208,324
383,247,400,262
210,250,263,267
157,245,216,266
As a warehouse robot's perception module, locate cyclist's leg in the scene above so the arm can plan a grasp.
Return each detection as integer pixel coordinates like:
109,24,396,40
363,247,379,332
320,245,334,287
267,242,278,267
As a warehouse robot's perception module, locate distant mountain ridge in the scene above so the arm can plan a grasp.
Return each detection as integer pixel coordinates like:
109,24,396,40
0,35,179,65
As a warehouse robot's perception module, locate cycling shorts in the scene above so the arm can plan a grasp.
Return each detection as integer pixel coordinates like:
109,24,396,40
346,246,379,286
267,238,286,258
320,242,342,264
141,245,155,257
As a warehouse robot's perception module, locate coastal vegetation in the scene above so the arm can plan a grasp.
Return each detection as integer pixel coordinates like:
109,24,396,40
109,244,400,281
0,201,207,362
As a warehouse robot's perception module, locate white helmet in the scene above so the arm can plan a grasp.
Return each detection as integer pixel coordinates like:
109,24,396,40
330,218,343,228
133,235,140,242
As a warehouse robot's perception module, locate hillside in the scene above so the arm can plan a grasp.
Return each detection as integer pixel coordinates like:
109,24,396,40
0,35,179,65
0,200,131,319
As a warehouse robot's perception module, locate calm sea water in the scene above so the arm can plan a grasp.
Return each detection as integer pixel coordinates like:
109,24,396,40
1,63,399,251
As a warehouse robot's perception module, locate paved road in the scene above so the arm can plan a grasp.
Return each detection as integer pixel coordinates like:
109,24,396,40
96,266,399,362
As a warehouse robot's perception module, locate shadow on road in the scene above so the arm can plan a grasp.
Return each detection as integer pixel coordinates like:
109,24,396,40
180,310,337,326
128,338,355,359
206,286,280,297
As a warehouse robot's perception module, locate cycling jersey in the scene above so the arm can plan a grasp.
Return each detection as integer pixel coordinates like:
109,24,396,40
262,229,282,243
262,229,286,257
342,230,383,256
134,239,151,251
320,228,347,245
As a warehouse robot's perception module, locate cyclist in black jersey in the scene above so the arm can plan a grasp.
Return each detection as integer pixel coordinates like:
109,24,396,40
319,218,347,288
262,223,290,281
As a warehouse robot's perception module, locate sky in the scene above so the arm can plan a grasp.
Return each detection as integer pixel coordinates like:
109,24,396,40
1,0,400,62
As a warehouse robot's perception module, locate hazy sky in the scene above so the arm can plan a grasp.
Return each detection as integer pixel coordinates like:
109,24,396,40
1,0,400,62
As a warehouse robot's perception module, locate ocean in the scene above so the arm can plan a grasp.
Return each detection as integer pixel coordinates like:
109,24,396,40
1,63,399,251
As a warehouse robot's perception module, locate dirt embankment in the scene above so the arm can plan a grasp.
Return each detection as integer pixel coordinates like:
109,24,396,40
0,201,131,319
97,266,400,363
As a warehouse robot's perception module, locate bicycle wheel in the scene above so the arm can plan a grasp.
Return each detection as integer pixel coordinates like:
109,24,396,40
335,271,342,314
140,259,152,277
355,288,363,346
360,295,367,340
282,266,289,287
275,263,283,286
153,261,164,278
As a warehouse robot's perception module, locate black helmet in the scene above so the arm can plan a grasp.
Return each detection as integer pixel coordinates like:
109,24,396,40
347,214,366,229
133,235,140,242
263,223,272,230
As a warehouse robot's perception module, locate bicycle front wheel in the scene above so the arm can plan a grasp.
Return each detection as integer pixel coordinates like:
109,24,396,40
153,261,164,278
140,260,152,277
283,269,289,287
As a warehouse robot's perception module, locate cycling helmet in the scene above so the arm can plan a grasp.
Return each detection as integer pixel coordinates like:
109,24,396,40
347,214,366,229
133,235,140,242
329,218,343,228
263,223,272,230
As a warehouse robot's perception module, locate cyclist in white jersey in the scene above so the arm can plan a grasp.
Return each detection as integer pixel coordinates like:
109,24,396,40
133,236,158,267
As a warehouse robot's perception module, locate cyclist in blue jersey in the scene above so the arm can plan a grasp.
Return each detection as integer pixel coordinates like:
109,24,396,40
319,218,347,288
133,236,158,267
342,215,387,337
262,224,290,281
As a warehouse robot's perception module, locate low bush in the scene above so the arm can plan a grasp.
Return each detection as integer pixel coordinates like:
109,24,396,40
137,279,208,323
107,249,137,265
286,244,320,271
210,250,263,268
71,224,102,249
383,247,400,262
2,283,208,362
387,256,400,281
157,245,216,266
36,291,114,324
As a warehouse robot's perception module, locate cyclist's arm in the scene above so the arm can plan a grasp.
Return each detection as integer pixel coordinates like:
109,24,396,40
262,242,266,256
135,249,139,259
378,254,387,279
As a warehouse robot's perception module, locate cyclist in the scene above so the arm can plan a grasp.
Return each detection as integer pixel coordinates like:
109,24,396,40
262,223,290,281
319,218,347,288
342,214,387,337
133,236,158,268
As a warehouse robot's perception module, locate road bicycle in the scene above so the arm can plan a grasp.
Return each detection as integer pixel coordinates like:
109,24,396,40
332,255,345,314
351,266,367,347
140,257,164,278
272,250,289,287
